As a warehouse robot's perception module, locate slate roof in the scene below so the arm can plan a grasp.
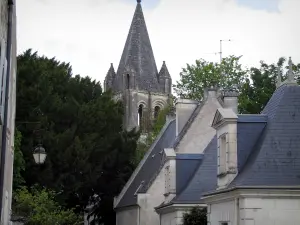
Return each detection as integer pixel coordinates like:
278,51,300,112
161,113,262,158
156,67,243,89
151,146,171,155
172,136,218,203
168,114,268,204
158,61,171,79
115,119,176,208
113,1,160,92
176,154,203,195
230,84,300,187
171,84,300,204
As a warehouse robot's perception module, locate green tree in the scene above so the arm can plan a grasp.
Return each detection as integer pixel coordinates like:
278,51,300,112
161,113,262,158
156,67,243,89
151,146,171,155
182,206,207,225
16,49,139,224
13,186,81,225
173,56,247,101
13,129,25,190
239,57,300,114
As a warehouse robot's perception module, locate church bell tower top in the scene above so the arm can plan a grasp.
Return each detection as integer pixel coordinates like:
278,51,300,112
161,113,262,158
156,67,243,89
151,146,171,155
137,0,141,3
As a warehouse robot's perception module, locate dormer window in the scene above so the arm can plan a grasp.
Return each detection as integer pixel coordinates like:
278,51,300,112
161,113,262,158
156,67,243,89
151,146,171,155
212,108,238,188
218,133,228,176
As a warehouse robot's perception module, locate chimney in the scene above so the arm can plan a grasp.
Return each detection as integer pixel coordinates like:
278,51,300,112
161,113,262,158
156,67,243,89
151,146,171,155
175,99,198,136
203,87,219,100
221,88,239,114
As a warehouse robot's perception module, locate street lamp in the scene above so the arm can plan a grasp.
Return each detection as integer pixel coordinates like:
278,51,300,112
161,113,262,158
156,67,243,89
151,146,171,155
33,144,47,164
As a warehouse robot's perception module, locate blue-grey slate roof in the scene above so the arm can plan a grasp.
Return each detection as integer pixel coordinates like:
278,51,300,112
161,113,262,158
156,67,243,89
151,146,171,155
171,114,268,204
116,119,176,208
236,116,267,170
173,136,218,203
230,84,300,187
176,154,203,195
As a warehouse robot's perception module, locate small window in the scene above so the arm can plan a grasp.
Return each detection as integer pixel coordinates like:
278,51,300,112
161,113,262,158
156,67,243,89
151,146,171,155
138,104,143,129
218,134,227,175
154,106,160,119
126,74,130,89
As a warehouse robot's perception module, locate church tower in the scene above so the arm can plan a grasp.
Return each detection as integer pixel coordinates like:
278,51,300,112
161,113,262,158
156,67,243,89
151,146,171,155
104,0,172,131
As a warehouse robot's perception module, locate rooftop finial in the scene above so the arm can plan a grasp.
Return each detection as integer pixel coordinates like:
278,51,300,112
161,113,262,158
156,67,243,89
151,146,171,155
287,57,294,82
137,0,141,3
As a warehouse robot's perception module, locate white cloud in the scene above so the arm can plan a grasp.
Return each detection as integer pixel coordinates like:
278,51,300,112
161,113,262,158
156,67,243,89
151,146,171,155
17,0,300,86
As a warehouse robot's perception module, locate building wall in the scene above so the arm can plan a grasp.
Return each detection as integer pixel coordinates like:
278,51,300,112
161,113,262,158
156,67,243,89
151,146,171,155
240,197,300,225
116,206,139,225
138,165,166,225
207,200,236,225
0,0,17,224
207,195,300,225
176,92,222,154
160,210,187,225
124,90,169,131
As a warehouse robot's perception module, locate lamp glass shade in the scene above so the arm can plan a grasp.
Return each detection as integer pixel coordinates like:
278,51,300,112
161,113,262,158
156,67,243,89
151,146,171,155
33,146,47,164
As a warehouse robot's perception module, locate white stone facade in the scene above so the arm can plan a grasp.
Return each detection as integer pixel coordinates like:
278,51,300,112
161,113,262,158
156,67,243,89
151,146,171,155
204,189,300,225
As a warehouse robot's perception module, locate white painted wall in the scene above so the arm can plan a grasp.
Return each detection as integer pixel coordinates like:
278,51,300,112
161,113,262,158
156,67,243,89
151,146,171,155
160,210,186,225
116,206,139,225
240,197,300,225
207,200,235,225
207,194,300,225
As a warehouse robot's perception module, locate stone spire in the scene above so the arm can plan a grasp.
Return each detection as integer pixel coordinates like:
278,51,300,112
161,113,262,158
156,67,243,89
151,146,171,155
104,63,116,91
158,61,171,79
114,0,160,92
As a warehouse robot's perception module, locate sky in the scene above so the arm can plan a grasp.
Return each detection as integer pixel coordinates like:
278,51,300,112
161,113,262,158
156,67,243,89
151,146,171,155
17,0,300,86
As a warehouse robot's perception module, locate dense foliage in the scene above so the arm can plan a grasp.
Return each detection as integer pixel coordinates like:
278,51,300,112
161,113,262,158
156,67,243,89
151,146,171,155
13,186,81,225
182,206,207,225
173,56,247,101
14,49,140,224
13,129,25,190
174,56,300,114
239,57,300,113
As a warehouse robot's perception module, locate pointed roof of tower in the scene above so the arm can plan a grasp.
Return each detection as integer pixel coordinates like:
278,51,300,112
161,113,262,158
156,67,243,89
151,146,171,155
115,0,160,92
106,63,116,79
158,61,171,78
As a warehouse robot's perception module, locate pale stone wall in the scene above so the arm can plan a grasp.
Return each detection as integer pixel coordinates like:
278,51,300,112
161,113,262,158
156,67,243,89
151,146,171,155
0,1,17,224
207,196,300,225
176,93,222,154
207,200,235,225
138,165,166,225
116,206,139,225
161,210,187,225
240,197,300,225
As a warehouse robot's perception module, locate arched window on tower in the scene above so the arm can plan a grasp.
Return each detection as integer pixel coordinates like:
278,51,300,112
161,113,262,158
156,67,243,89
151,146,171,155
138,104,143,129
154,106,160,120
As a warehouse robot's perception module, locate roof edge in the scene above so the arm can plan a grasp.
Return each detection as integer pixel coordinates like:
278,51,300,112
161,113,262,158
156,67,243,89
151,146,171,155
114,119,175,208
202,185,300,198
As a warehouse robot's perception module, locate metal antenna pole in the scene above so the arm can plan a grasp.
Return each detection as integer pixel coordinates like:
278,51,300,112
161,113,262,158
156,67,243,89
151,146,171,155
220,39,231,64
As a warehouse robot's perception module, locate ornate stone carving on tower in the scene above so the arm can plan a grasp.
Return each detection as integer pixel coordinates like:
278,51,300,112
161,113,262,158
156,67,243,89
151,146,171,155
104,0,172,131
